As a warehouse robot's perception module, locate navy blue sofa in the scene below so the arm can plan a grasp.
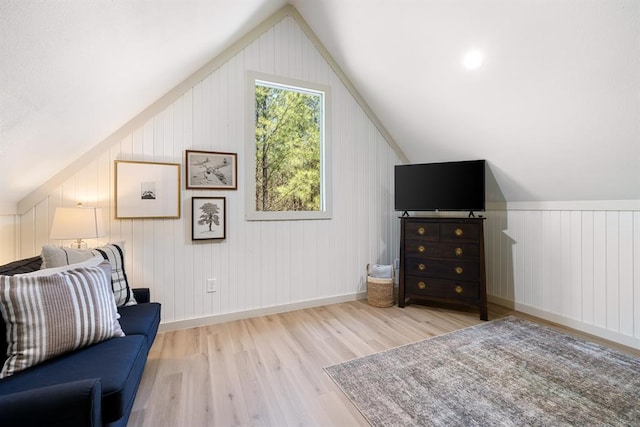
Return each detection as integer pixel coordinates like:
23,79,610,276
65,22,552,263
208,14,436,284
0,256,161,427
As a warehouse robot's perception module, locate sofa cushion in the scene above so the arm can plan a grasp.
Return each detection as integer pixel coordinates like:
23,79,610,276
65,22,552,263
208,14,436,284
118,303,161,350
0,334,148,424
41,243,137,307
0,256,42,276
0,261,125,378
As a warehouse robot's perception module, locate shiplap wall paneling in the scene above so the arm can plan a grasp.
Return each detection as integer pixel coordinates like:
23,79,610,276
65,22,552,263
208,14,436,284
617,212,634,337
635,212,640,339
13,15,401,327
0,215,18,264
485,210,513,303
487,208,639,348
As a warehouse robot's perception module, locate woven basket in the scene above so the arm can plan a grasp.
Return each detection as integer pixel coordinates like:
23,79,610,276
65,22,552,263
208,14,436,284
366,264,394,308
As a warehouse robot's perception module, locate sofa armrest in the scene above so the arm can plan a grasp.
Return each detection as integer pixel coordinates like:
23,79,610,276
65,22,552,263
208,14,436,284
0,378,102,427
133,287,150,303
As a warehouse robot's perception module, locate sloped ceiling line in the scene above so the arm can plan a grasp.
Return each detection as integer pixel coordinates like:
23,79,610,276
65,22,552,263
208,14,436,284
16,4,406,215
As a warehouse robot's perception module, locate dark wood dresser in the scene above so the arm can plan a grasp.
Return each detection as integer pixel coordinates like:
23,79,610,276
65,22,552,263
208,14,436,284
398,216,488,320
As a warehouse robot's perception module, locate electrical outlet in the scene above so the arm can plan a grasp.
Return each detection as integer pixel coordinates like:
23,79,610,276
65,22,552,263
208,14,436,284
206,278,217,293
394,258,400,269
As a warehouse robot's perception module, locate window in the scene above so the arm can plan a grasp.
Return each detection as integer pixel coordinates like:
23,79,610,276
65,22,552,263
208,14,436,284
246,73,331,220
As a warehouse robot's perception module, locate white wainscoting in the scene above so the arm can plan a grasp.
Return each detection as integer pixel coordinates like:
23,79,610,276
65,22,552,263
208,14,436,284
484,203,640,349
0,215,18,265
7,14,402,325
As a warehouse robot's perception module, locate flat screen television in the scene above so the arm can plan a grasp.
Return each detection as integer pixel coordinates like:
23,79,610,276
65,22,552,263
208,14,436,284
394,160,486,216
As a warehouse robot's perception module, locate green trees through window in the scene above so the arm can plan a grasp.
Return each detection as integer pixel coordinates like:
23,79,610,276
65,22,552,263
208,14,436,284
254,80,323,212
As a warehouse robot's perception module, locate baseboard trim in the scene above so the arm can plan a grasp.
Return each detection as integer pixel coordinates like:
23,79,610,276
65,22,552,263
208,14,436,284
158,291,368,332
488,294,640,350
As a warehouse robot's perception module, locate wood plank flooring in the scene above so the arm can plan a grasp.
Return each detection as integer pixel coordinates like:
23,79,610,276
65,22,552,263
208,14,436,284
128,301,638,427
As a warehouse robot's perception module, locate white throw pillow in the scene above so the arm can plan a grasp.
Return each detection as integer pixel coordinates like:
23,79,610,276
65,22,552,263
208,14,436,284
0,261,125,378
40,243,137,307
18,255,103,277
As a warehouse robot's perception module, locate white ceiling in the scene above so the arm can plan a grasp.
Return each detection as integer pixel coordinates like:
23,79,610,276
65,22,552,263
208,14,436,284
1,0,639,212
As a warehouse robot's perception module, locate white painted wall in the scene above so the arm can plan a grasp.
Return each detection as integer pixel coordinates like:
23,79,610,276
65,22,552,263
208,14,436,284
4,15,401,326
485,202,640,349
0,215,18,265
1,9,638,351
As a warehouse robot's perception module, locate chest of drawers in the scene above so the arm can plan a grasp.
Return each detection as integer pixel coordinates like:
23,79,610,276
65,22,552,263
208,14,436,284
399,217,488,320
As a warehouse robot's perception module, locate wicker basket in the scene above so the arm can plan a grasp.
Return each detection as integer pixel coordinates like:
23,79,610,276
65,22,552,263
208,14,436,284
366,264,394,308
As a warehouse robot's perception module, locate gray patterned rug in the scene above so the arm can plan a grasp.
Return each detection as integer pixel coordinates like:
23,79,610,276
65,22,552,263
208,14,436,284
324,316,640,426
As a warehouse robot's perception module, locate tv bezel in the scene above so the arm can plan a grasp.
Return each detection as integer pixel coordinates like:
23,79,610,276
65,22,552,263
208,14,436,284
393,160,486,214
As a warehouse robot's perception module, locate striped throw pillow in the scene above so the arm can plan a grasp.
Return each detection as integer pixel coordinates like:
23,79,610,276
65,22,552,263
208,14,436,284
41,243,137,307
0,261,125,378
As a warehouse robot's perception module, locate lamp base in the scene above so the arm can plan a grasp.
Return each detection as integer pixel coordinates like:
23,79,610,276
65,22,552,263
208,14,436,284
70,239,88,249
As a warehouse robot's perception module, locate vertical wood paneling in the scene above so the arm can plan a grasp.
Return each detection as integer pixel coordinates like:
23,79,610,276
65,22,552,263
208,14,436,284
581,211,594,324
488,206,639,348
568,211,582,320
9,15,402,324
529,210,543,309
20,208,35,257
634,212,640,339
618,212,634,336
0,215,18,264
5,13,637,350
605,212,620,331
593,211,607,328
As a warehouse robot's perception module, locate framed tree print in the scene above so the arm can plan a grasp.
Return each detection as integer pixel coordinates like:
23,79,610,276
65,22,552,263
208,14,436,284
115,160,181,219
185,150,237,190
192,197,226,240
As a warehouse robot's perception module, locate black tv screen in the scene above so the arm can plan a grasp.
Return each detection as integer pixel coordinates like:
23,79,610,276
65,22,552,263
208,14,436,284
394,160,486,213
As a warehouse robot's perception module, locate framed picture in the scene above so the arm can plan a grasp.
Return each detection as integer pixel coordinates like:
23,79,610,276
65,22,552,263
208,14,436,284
192,197,226,240
186,150,237,190
115,160,181,219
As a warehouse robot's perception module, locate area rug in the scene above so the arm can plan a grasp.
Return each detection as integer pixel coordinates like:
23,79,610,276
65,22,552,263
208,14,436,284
324,316,640,426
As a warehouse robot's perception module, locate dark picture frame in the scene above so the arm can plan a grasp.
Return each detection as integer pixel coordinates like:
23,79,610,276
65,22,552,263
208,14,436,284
192,197,226,241
185,150,237,190
115,160,181,219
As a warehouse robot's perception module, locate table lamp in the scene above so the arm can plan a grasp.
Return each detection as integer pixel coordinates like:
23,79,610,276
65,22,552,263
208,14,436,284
50,203,105,248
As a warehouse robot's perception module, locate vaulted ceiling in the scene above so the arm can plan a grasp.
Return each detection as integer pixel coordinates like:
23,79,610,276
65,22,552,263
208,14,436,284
1,0,638,213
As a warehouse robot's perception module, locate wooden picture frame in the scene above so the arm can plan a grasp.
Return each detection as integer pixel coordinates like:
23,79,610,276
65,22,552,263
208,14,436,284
192,197,226,240
115,160,181,219
185,150,237,190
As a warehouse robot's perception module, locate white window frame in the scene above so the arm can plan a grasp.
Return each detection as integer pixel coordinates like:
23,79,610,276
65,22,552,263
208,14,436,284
245,71,332,221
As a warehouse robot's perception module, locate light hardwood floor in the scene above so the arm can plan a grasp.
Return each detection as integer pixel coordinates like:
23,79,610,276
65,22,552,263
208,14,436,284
128,301,638,427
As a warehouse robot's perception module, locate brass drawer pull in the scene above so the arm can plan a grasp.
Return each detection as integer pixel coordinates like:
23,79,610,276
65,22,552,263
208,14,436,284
418,263,426,271
418,245,425,253
455,247,463,256
417,227,425,235
455,285,463,294
418,281,426,290
454,228,464,237
455,266,463,274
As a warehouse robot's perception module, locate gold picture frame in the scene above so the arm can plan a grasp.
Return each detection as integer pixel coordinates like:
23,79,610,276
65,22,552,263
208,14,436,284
115,160,181,219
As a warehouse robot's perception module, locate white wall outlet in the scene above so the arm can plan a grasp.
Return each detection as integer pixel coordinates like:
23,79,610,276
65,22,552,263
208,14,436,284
206,278,217,293
394,258,400,270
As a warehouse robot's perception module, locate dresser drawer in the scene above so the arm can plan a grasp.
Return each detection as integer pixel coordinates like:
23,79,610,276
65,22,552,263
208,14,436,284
404,258,479,280
440,223,481,242
404,222,438,240
405,241,479,260
399,217,487,320
405,276,480,304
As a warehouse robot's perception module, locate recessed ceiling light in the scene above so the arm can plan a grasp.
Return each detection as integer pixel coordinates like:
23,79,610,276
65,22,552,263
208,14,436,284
463,50,483,70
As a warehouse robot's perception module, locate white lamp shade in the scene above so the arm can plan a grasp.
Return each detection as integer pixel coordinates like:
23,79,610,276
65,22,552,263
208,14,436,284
50,207,105,240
